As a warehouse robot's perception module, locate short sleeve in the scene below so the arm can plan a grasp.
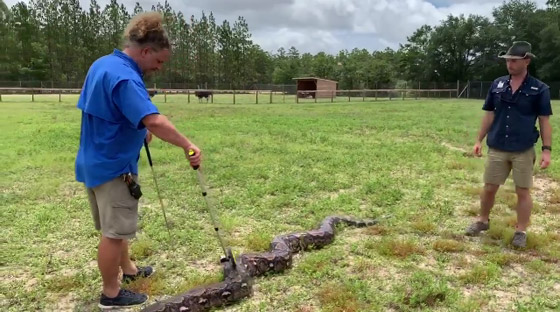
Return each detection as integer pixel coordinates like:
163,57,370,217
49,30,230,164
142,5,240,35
536,87,553,116
112,79,159,129
482,82,495,111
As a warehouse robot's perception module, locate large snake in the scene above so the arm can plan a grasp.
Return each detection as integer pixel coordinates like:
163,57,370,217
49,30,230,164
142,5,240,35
141,216,378,312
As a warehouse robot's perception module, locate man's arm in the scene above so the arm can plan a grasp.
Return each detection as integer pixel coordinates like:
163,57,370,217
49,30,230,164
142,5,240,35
476,111,495,143
142,114,201,166
538,115,552,169
473,111,495,156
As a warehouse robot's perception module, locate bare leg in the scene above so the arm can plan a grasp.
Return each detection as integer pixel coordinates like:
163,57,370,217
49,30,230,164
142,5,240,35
119,239,138,275
98,236,122,297
479,183,500,222
515,187,532,231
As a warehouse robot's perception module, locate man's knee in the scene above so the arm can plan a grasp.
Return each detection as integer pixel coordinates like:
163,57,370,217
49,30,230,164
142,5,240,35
515,187,531,200
482,183,500,196
101,235,124,244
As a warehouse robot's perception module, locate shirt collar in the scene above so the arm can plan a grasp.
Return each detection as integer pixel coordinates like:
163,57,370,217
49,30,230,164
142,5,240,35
113,49,143,77
506,72,530,85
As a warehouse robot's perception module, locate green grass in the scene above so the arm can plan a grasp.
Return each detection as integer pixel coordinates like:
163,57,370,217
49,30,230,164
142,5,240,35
1,95,559,311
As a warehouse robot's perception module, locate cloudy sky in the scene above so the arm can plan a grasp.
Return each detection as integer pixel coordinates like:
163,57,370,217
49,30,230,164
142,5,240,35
5,0,549,54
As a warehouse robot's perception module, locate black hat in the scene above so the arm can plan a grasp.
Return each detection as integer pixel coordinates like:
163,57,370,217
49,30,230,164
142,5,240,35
498,41,536,59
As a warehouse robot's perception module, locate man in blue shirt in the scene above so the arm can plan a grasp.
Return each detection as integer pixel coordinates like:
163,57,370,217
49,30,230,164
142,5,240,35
466,41,553,249
75,12,201,309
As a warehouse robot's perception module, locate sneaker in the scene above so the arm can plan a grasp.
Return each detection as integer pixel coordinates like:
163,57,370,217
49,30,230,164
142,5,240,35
465,221,490,236
122,266,154,283
98,289,148,309
512,231,527,249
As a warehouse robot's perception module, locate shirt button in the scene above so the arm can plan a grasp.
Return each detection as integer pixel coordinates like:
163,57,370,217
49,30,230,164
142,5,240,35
507,116,510,118
508,106,511,108
506,135,509,138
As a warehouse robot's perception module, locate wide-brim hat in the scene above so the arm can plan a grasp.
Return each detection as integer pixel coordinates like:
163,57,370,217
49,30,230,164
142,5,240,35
498,41,536,59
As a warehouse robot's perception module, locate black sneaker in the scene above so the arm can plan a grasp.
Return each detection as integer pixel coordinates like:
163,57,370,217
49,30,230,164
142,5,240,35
98,289,148,309
122,266,154,283
465,221,490,236
512,231,527,249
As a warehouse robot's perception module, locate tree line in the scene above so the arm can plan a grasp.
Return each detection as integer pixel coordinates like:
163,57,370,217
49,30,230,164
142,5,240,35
0,0,559,90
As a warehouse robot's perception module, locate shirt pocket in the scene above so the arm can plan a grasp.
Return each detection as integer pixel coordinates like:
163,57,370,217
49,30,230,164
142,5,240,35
517,89,539,115
491,87,507,110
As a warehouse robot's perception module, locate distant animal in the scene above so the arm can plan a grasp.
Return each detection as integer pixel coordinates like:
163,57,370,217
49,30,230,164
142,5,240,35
194,90,213,102
147,89,157,98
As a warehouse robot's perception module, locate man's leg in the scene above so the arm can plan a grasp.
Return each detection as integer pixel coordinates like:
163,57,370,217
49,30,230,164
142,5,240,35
120,239,138,276
98,236,123,297
481,148,511,220
479,183,500,222
512,147,536,232
466,148,511,236
515,187,532,231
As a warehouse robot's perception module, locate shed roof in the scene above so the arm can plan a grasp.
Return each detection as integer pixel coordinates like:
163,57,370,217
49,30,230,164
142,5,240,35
292,77,338,83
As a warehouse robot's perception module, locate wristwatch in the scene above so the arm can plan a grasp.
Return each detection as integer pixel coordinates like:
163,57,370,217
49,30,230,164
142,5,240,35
542,146,552,152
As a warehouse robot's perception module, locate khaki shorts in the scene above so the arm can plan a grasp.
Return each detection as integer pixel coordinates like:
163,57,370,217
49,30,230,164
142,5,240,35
483,147,536,188
86,176,139,239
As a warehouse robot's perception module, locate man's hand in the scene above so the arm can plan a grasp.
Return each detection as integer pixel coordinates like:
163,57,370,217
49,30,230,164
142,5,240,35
146,131,153,144
540,150,551,169
185,143,202,168
473,141,483,157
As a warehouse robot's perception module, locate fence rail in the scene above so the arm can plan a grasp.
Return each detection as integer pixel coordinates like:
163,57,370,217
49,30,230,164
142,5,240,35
0,87,460,104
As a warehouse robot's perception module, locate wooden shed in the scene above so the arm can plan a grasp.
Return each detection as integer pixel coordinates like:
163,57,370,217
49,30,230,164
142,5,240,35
293,77,338,98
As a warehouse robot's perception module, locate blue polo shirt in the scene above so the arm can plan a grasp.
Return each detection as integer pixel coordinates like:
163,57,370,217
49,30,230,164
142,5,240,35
75,49,159,188
483,74,552,152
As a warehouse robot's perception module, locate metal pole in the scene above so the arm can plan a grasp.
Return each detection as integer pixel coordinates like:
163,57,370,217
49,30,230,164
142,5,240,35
143,139,172,237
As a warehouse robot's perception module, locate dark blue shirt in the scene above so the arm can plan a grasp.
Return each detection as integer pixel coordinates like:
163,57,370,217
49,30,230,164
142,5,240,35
483,74,552,152
75,49,159,188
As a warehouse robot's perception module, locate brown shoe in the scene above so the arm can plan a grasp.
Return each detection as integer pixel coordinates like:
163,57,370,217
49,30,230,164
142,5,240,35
465,221,490,236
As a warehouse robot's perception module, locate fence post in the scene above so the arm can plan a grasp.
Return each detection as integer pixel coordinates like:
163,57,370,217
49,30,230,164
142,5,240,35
456,80,460,97
32,89,34,102
59,92,61,102
0,91,2,102
348,91,350,102
233,90,236,104
467,81,470,99
270,91,272,104
315,91,317,103
402,91,405,100
211,92,214,104
187,90,190,103
296,91,299,103
375,91,377,101
480,81,483,98
363,89,365,102
331,90,334,103
256,90,259,104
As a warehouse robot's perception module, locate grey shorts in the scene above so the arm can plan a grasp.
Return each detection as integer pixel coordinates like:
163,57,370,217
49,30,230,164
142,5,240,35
86,176,139,239
483,147,536,189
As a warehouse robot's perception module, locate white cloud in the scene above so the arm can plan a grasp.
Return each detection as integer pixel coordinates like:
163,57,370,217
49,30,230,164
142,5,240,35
4,0,550,54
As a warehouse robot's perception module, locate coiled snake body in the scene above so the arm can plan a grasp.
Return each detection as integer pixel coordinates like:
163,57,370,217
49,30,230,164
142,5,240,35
142,216,377,312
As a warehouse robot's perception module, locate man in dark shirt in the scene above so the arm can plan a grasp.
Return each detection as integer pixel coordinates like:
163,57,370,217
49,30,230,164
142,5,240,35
465,41,553,248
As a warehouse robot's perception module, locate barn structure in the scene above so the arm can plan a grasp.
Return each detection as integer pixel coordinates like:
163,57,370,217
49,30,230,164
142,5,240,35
293,77,338,98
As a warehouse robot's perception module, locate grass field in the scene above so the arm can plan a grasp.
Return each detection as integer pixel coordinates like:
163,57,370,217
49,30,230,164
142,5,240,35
1,95,559,312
